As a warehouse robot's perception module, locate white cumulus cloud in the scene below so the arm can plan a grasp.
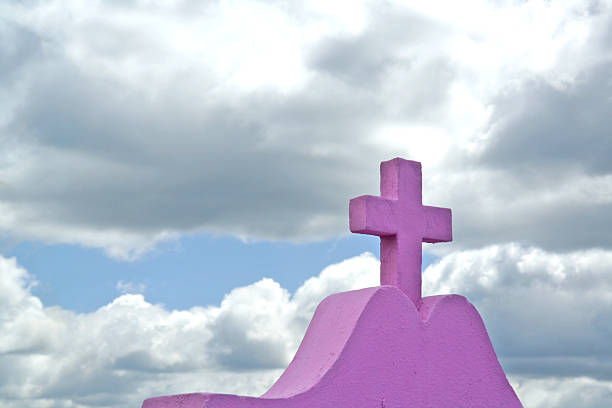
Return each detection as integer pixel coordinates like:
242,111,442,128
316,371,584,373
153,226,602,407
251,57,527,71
1,247,612,407
116,280,146,295
0,252,378,407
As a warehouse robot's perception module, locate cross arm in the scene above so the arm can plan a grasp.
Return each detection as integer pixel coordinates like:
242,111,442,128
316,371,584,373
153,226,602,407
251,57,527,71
422,206,452,243
349,195,396,236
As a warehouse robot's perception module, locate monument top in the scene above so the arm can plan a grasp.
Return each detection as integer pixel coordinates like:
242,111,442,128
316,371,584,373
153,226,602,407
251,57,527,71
143,157,523,408
349,158,452,308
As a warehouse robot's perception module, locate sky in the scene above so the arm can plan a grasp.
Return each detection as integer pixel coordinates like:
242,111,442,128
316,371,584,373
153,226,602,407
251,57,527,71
1,0,612,407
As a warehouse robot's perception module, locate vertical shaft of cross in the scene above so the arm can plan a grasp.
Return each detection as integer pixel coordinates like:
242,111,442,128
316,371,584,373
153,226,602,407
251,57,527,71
349,158,452,308
380,234,422,305
380,157,422,202
379,159,423,304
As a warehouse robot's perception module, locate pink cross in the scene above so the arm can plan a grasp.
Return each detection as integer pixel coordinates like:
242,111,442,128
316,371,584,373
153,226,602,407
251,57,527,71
349,158,452,308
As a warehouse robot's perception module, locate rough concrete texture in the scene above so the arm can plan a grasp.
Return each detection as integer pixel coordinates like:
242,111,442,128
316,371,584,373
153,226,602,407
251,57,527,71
142,158,523,407
142,287,523,407
350,158,451,307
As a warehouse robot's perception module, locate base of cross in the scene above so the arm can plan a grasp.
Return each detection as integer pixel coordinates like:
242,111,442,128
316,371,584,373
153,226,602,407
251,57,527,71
142,286,523,408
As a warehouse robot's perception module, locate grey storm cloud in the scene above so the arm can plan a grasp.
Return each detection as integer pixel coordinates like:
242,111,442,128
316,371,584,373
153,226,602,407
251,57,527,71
444,59,612,252
309,6,454,96
481,62,612,175
0,21,42,79
6,61,380,234
0,1,460,258
0,0,611,260
422,244,612,384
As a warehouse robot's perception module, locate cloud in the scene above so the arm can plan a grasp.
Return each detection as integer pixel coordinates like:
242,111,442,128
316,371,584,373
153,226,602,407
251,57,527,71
2,1,610,406
0,0,609,258
510,376,612,408
481,63,612,175
207,279,297,370
443,58,612,252
116,280,146,295
0,252,379,407
423,243,612,382
1,247,612,407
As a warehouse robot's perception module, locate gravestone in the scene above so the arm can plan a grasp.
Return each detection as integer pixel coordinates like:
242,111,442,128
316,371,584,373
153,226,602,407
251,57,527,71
142,158,523,407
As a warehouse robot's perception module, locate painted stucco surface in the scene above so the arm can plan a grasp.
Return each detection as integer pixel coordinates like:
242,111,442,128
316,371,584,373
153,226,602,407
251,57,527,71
349,158,452,306
143,287,522,407
142,159,523,407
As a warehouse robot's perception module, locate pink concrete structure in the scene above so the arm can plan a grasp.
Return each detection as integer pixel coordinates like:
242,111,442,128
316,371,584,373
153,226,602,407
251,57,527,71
350,158,451,307
142,158,523,407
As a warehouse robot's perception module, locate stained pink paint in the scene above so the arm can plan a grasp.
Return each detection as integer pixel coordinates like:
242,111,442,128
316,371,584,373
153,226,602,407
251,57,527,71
142,158,523,407
350,158,451,307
